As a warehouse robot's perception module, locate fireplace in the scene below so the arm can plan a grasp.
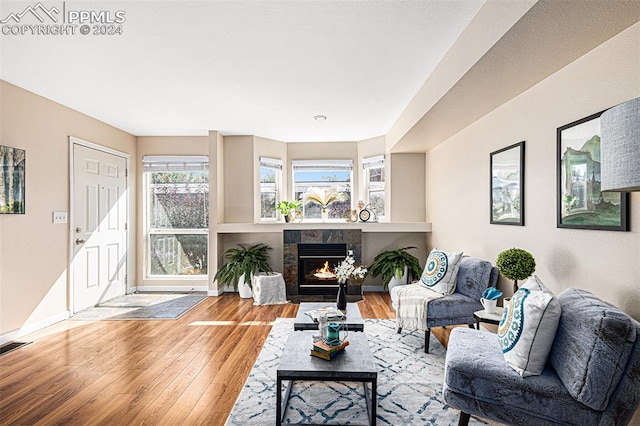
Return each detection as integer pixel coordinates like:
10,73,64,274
283,229,362,302
297,243,346,295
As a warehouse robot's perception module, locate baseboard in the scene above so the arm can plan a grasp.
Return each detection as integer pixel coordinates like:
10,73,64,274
135,285,210,293
362,285,384,292
0,311,70,346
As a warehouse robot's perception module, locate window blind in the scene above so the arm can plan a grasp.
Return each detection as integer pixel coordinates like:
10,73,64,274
292,159,353,172
362,155,385,169
142,156,208,172
260,157,283,169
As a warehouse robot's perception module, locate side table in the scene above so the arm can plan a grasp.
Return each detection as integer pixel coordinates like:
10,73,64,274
473,307,504,330
252,272,287,306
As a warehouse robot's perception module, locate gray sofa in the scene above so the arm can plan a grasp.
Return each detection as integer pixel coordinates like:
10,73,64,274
391,256,499,353
443,287,640,425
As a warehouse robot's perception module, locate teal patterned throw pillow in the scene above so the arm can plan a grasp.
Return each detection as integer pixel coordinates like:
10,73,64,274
498,275,561,377
419,249,463,295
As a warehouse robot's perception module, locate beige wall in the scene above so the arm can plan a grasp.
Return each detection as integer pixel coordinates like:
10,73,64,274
0,81,136,337
135,136,209,288
390,153,426,222
223,136,255,223
423,22,640,319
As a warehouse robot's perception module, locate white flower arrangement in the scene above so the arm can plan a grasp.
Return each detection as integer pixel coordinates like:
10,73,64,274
334,250,367,284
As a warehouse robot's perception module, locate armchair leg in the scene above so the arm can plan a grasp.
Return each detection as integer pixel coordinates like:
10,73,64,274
458,412,470,426
424,329,431,353
468,324,475,329
396,327,402,334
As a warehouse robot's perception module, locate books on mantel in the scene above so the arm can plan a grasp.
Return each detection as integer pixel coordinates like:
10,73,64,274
310,339,349,361
305,306,346,322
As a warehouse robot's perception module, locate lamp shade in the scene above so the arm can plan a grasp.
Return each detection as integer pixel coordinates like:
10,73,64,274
600,97,640,192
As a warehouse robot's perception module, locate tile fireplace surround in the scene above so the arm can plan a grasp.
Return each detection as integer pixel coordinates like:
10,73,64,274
283,229,362,303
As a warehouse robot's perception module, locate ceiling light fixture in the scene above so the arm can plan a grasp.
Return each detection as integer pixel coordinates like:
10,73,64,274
314,115,327,121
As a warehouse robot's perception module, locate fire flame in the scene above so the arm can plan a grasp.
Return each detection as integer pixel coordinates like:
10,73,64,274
314,261,336,279
317,261,331,274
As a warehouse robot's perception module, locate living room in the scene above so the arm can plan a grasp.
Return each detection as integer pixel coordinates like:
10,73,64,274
1,0,639,424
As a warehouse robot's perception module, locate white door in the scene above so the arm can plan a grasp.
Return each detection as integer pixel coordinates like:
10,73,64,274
72,144,128,312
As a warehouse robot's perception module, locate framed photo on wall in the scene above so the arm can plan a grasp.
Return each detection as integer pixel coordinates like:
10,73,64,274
0,145,26,214
490,141,524,226
556,111,629,231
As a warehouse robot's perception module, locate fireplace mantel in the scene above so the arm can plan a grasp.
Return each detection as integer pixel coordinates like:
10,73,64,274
217,222,431,234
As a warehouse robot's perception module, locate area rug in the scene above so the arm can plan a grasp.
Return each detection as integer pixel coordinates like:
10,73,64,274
70,292,207,320
226,318,489,425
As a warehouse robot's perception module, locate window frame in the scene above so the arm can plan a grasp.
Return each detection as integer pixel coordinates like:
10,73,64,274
259,157,283,222
362,155,386,220
142,155,209,279
292,159,353,221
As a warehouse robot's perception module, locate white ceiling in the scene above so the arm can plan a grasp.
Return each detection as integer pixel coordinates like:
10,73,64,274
0,0,485,141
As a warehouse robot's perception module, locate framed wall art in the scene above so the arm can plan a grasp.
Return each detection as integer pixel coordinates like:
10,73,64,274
557,111,629,231
0,145,26,214
490,141,524,226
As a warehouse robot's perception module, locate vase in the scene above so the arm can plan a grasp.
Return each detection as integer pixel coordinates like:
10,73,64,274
237,274,253,299
336,280,347,311
321,207,328,222
387,266,408,292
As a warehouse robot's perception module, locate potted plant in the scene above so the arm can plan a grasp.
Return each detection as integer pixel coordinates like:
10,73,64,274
214,243,273,298
276,200,302,222
496,247,536,293
367,246,423,291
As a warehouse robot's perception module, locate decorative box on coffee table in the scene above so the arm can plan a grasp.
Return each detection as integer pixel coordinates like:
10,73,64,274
294,302,364,332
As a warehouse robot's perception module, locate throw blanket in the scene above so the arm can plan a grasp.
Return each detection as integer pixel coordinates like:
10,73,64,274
396,284,444,331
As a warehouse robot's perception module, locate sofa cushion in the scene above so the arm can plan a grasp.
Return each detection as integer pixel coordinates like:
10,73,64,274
455,256,494,302
419,249,463,295
498,276,561,377
549,287,636,411
444,328,601,426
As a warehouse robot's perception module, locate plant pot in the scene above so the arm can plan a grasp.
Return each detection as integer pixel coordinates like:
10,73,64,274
387,266,408,292
284,214,290,223
238,274,253,299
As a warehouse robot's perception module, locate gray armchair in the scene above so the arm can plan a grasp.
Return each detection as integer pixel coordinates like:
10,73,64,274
443,287,640,425
391,256,499,353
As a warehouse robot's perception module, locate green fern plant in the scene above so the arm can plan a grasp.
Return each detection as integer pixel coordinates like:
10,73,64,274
367,246,422,290
214,243,273,290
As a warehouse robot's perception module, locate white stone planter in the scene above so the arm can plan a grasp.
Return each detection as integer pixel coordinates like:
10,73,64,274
387,266,408,292
238,274,253,299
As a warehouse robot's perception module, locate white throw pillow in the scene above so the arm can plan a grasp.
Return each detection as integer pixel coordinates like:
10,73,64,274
498,275,561,377
419,249,463,295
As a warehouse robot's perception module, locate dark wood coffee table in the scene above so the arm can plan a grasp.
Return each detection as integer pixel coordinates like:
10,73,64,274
293,302,365,332
276,331,377,425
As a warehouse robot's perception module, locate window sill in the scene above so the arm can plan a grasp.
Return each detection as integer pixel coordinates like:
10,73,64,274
216,222,431,233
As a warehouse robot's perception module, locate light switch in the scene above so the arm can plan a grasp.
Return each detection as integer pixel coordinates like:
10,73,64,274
53,211,68,223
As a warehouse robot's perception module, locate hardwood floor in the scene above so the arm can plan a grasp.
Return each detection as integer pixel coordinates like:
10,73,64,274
2,292,434,425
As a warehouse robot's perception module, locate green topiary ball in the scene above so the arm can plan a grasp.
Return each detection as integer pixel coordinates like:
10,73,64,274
496,248,536,281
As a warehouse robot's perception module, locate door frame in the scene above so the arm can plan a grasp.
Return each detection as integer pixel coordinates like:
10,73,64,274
68,136,132,314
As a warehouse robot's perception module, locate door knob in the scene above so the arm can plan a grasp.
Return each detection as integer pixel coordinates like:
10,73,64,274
75,238,86,245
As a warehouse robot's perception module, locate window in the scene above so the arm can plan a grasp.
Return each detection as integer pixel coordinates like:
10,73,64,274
293,160,352,220
363,155,385,219
259,157,283,221
143,156,209,277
